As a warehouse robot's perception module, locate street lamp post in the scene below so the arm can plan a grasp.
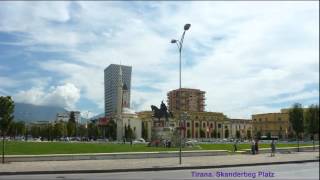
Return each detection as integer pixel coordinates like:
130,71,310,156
85,111,90,141
171,23,191,165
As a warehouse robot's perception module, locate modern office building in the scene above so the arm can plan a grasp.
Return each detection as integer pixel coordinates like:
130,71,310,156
104,64,132,117
167,88,206,112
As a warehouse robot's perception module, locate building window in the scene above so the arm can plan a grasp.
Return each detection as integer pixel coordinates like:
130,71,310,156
195,123,199,128
187,122,190,127
203,123,206,128
218,124,221,128
278,117,281,121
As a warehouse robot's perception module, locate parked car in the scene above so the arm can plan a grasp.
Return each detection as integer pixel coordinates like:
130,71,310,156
96,138,109,142
60,137,70,141
186,139,198,146
33,137,42,142
133,138,147,144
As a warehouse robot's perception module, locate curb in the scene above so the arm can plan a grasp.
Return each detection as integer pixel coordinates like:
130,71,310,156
0,159,318,176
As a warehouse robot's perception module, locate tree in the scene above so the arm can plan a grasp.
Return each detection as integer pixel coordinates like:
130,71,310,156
224,129,229,138
279,126,283,140
39,123,54,141
236,130,241,139
15,121,26,138
305,104,319,150
67,121,75,137
124,124,128,139
107,119,117,140
127,124,134,140
141,122,148,140
70,111,77,137
47,123,54,141
78,124,87,139
289,103,304,152
256,131,261,139
67,112,76,137
54,120,66,139
266,132,271,139
7,121,16,138
200,129,205,138
247,130,252,139
30,125,40,138
187,129,191,138
211,129,217,138
278,132,283,140
88,122,99,140
0,96,15,164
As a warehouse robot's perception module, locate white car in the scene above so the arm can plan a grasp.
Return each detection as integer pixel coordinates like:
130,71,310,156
133,138,147,144
186,139,198,146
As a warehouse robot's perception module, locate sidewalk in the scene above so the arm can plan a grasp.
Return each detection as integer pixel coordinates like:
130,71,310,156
0,151,319,175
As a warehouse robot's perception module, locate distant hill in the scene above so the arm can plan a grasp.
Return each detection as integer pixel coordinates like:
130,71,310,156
14,103,67,123
90,113,105,120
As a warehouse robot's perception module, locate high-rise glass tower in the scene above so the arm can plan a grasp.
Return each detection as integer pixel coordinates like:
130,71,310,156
104,64,132,117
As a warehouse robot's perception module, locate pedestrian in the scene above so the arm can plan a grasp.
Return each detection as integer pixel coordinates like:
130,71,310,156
233,140,238,152
251,139,256,155
255,139,259,154
271,140,276,157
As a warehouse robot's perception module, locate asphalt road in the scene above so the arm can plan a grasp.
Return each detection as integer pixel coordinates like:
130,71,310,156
0,162,318,180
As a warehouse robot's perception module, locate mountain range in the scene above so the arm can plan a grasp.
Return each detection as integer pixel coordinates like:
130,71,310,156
14,103,67,123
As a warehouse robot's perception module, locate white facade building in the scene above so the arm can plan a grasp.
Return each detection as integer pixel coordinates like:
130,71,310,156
56,111,81,123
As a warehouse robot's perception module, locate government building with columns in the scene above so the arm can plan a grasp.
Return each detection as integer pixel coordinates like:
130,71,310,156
138,88,253,141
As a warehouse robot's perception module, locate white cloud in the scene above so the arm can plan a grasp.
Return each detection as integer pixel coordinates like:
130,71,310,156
0,1,318,118
15,83,80,109
0,76,20,88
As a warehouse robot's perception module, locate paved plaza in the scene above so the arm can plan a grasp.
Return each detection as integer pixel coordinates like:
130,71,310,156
0,162,318,180
0,151,318,175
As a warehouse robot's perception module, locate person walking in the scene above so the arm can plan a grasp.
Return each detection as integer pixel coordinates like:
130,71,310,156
251,139,256,155
271,140,276,157
233,140,238,152
255,139,259,154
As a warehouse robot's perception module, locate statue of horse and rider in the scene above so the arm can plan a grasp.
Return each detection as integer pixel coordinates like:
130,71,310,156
151,101,174,122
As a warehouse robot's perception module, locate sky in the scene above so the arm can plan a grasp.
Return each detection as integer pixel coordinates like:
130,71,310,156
0,1,319,119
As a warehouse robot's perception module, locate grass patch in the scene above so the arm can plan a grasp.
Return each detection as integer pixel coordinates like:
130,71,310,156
0,141,316,155
2,141,200,155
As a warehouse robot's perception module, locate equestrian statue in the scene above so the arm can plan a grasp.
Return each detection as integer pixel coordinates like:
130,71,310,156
151,101,174,122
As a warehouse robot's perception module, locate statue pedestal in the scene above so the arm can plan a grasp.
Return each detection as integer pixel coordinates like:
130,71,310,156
150,118,178,147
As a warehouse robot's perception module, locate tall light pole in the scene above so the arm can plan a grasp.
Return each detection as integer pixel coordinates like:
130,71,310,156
171,23,191,165
85,111,90,141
